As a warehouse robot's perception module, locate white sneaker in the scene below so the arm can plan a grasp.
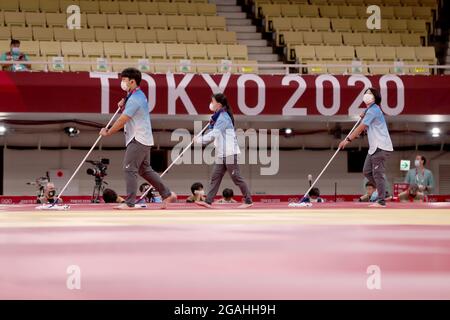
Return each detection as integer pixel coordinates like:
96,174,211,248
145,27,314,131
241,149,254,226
114,203,138,210
288,202,312,208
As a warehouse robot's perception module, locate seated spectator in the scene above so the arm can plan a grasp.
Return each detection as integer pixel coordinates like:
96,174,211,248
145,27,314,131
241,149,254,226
360,182,378,202
103,188,125,204
1,39,30,72
300,187,324,203
37,182,57,204
217,188,237,203
399,184,425,202
138,183,162,203
186,182,206,203
404,155,434,194
363,174,392,199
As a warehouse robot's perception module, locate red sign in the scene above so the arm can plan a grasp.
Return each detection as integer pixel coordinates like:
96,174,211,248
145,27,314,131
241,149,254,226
1,72,450,116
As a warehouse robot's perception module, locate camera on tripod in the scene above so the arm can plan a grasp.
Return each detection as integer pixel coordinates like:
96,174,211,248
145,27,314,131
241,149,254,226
86,158,110,203
86,158,110,178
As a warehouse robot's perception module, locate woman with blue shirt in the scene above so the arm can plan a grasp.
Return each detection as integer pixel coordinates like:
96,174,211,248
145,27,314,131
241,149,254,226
339,87,394,207
195,93,253,208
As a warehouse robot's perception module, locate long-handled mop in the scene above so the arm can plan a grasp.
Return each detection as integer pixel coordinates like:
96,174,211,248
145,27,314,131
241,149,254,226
289,116,363,208
136,122,210,207
36,107,122,211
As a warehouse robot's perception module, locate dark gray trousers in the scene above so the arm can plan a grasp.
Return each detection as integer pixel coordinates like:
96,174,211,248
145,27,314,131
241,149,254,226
124,139,171,206
363,148,391,202
206,155,252,204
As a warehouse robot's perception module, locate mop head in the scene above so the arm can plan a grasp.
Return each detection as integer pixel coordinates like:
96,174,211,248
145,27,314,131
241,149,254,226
288,202,313,208
35,204,70,211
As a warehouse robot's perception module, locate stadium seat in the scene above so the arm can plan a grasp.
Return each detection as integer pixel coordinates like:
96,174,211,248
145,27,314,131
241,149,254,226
412,7,433,21
310,18,330,32
196,59,218,74
99,1,120,14
299,5,319,18
40,40,61,57
363,33,383,46
331,19,351,32
20,0,40,12
137,29,157,43
197,3,217,16
178,3,197,16
375,46,396,61
95,29,116,42
207,44,228,60
153,59,175,74
291,18,311,31
126,14,147,29
60,0,79,12
314,46,335,61
82,41,104,57
87,14,108,29
401,34,421,46
350,19,368,33
104,42,125,58
389,19,408,33
355,46,377,62
303,32,322,45
145,43,166,59
40,0,60,13
157,30,178,44
345,0,366,5
138,2,159,15
396,47,416,62
0,12,3,27
339,6,358,19
281,5,299,18
116,29,137,43
158,3,178,15
294,46,316,63
53,27,75,41
46,13,68,28
382,33,402,47
407,20,427,36
125,43,146,59
168,15,187,30
29,55,47,71
187,44,207,60
68,57,93,72
196,30,217,44
381,7,395,20
394,7,413,19
61,41,83,57
228,44,248,60
261,4,281,19
327,61,348,75
335,46,355,61
119,1,139,15
0,40,9,53
19,40,39,56
177,30,197,44
107,14,128,29
187,16,207,30
206,16,226,31
11,26,33,41
414,47,437,64
167,43,187,59
216,31,237,45
33,27,54,41
319,5,339,19
283,32,303,60
322,32,342,46
25,12,46,27
0,27,11,41
343,32,363,46
272,18,291,32
5,12,26,27
79,0,99,14
147,15,168,30
111,58,138,72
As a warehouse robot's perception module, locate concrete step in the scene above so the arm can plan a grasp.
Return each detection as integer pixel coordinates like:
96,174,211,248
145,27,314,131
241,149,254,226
238,39,268,46
249,53,280,62
227,18,253,26
248,46,273,54
219,11,247,19
216,5,242,12
227,25,257,32
236,32,262,40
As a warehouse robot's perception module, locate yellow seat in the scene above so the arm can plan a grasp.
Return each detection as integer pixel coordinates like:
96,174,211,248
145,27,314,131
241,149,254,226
216,31,237,44
158,3,178,15
39,0,59,13
407,20,427,35
331,19,350,32
322,31,342,46
394,7,413,19
0,27,11,41
61,41,83,57
375,46,396,61
19,40,40,56
19,0,40,12
381,7,395,20
314,45,335,61
382,33,402,46
187,16,207,30
79,0,99,14
418,0,437,7
206,16,226,31
0,40,9,52
228,44,247,60
207,44,228,60
389,19,408,33
334,46,355,61
186,44,207,60
369,64,392,75
111,58,138,73
25,12,46,27
157,30,177,43
167,43,187,59
138,2,159,15
310,0,329,6
0,13,3,27
145,43,166,60
412,6,433,21
355,46,377,61
196,59,218,74
272,17,291,32
178,3,197,16
68,57,93,72
196,30,217,44
168,15,187,30
281,5,299,18
82,41,104,57
28,55,47,71
54,27,75,41
343,32,363,46
346,0,365,6
383,0,401,5
153,59,175,74
87,13,108,29
260,4,281,19
11,27,33,41
283,31,303,60
299,4,319,17
294,45,316,63
395,47,416,62
95,29,116,42
197,3,217,16
319,5,339,19
5,12,26,27
40,41,61,57
99,1,119,14
401,34,421,47
147,15,168,30
402,0,420,5
136,30,157,43
327,61,349,75
107,14,128,29
119,1,139,14
116,29,137,43
303,32,322,45
104,42,125,58
338,6,358,19
414,46,436,64
127,14,147,29
125,43,146,59
46,13,67,28
363,33,382,46
291,17,311,31
60,0,79,12
177,30,197,44
350,19,368,33
33,27,54,41
310,18,330,32
0,0,18,11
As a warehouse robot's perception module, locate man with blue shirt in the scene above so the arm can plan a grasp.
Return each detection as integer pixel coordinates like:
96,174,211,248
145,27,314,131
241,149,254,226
100,68,176,209
339,87,394,207
404,155,434,195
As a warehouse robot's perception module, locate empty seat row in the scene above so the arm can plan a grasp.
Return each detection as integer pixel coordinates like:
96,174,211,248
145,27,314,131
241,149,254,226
0,13,226,31
0,1,212,15
256,3,433,20
254,0,435,5
0,27,234,44
0,40,248,61
270,17,428,34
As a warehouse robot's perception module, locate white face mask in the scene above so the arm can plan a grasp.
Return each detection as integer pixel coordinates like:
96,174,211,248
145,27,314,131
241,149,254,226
363,93,375,105
209,103,216,112
415,160,421,167
194,190,205,196
120,80,129,92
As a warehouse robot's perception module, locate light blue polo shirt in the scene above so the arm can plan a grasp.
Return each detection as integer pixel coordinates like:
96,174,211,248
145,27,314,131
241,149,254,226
123,88,154,147
363,104,393,155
